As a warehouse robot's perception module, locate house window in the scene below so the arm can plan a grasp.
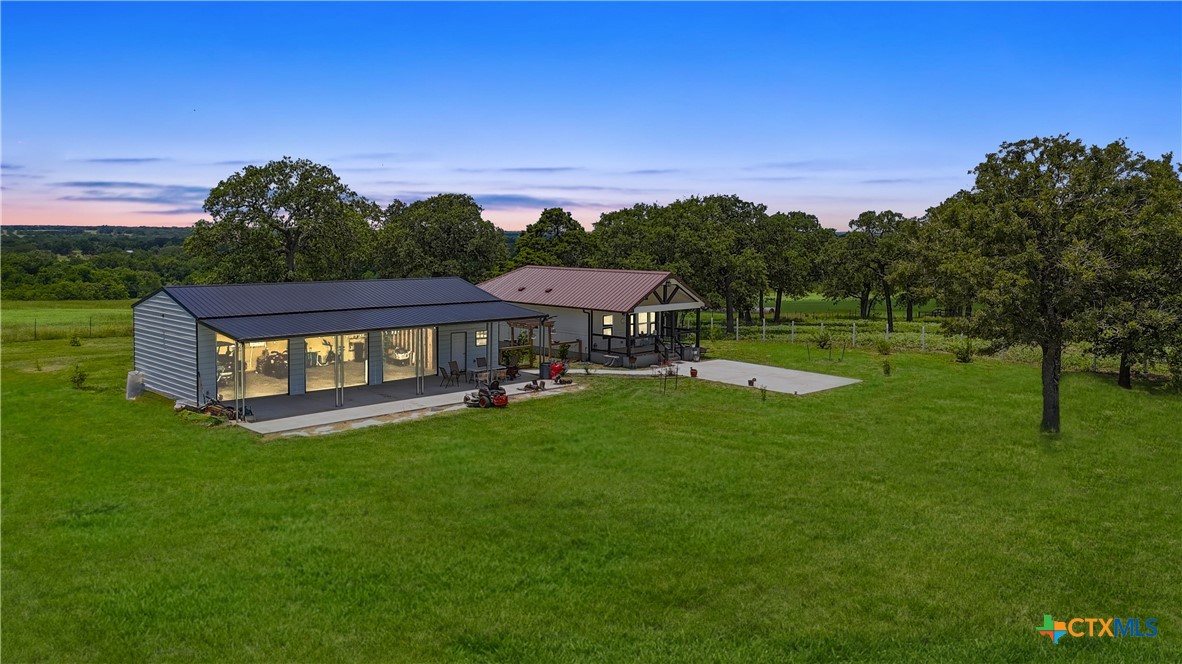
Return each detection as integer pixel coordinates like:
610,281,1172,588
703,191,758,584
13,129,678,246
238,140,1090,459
475,329,488,347
602,314,614,337
634,311,655,335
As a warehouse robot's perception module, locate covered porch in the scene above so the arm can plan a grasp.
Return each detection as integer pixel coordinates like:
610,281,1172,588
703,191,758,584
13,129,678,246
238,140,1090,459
240,369,541,423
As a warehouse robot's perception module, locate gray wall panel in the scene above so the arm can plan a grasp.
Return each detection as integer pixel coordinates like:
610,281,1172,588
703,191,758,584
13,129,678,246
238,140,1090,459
133,291,198,404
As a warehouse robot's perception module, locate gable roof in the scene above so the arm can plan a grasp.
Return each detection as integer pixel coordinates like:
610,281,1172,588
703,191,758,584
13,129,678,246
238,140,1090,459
479,266,703,313
135,277,542,341
158,276,497,319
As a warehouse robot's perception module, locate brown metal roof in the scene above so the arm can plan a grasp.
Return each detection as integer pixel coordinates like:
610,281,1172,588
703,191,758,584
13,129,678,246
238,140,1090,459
480,266,698,313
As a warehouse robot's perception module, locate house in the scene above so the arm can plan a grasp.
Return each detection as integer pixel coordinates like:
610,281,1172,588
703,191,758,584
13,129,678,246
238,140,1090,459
479,266,706,367
132,278,544,414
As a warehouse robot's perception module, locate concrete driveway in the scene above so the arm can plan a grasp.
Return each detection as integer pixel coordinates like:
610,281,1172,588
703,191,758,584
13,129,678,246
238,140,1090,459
690,359,859,395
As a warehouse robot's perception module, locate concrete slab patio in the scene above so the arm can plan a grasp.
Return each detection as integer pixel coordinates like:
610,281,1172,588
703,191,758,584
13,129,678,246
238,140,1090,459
689,359,859,394
238,375,577,436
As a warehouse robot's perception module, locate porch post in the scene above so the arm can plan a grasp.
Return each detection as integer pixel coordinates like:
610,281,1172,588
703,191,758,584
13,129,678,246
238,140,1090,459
625,312,633,366
695,308,701,348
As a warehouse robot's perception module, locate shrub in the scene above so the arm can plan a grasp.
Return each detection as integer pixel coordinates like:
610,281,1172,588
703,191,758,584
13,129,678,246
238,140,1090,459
809,329,833,350
69,364,88,389
69,334,82,347
875,338,892,356
557,342,571,362
882,358,893,376
951,337,976,363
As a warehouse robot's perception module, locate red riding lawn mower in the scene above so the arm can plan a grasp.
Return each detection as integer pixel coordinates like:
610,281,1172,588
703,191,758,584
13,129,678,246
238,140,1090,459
463,380,509,409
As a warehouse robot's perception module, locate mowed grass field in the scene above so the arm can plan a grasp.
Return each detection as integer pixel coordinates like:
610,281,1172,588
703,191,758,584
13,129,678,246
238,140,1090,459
2,302,1180,662
0,299,135,342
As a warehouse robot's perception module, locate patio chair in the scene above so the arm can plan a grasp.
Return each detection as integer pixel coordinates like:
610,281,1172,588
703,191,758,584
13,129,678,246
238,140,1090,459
449,360,468,384
440,366,456,387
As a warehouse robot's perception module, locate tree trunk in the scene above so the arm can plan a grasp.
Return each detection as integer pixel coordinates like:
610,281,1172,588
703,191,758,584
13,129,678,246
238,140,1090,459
883,280,894,332
859,287,871,319
724,282,734,333
774,289,783,323
906,300,913,322
965,302,973,318
285,244,298,281
1118,351,1132,389
1040,342,1062,433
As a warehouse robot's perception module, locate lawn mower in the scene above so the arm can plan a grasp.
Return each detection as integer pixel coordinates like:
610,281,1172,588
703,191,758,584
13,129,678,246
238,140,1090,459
463,380,509,408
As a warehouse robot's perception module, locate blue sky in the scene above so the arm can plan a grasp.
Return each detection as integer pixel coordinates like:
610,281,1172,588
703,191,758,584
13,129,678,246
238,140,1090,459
2,2,1179,231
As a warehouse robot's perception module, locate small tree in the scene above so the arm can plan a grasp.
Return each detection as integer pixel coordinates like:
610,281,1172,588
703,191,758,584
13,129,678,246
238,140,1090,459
69,364,88,389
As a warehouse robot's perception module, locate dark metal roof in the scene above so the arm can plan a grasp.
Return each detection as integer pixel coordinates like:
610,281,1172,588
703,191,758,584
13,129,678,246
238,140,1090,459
202,301,544,341
480,266,704,313
161,277,497,319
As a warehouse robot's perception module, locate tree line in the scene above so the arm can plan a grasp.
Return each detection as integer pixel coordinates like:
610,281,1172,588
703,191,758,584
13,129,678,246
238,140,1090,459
4,137,1179,432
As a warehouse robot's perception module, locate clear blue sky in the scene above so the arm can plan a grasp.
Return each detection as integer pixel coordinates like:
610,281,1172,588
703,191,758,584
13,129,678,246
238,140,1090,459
2,2,1179,230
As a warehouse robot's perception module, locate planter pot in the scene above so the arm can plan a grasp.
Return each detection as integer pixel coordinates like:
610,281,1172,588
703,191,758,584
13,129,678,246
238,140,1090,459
690,368,698,378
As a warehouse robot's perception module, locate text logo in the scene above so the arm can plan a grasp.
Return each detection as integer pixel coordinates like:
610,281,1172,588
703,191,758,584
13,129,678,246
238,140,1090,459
1039,614,1158,644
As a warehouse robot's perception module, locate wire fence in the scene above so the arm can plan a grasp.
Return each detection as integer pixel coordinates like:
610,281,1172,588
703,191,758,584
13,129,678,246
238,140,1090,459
698,313,1133,374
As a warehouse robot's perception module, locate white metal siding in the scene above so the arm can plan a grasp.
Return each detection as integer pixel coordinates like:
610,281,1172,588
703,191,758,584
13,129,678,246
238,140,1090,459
288,338,306,395
196,324,218,404
367,331,383,385
134,291,198,404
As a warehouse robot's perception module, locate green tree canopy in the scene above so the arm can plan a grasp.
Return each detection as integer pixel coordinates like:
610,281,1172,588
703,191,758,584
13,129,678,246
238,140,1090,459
507,208,589,268
928,135,1163,432
185,157,376,283
376,194,508,283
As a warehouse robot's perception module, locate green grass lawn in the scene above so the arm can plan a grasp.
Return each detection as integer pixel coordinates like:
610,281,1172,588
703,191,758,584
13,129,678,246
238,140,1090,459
2,331,1180,661
0,299,134,342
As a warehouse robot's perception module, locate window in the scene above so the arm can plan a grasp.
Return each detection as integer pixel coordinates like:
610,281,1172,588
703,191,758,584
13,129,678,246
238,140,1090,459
602,314,614,337
476,329,488,347
635,311,655,335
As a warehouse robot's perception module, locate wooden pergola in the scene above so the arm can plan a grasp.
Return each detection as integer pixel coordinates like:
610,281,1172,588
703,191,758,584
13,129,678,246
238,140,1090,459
501,318,556,366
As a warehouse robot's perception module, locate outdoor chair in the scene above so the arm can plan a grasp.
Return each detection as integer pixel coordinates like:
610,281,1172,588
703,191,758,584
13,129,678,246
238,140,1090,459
440,366,456,387
449,360,468,383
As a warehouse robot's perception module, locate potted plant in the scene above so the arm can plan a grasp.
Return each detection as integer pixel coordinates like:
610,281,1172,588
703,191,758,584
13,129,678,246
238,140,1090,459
690,366,698,378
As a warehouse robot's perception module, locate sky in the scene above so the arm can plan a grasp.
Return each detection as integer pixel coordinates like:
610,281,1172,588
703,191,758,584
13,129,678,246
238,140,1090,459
2,2,1179,232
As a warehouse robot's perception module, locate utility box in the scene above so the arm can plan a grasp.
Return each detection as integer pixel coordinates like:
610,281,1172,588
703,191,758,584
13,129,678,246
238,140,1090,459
126,371,145,399
681,347,701,362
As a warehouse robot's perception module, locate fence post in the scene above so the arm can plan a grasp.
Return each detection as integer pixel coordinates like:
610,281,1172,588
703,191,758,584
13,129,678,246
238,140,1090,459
791,321,795,342
820,322,824,334
736,315,740,342
761,318,766,341
852,321,857,347
921,325,925,351
885,328,890,342
34,318,38,341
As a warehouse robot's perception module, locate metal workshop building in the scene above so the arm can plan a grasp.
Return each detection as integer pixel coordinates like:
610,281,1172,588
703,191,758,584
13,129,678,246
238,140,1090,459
131,277,544,412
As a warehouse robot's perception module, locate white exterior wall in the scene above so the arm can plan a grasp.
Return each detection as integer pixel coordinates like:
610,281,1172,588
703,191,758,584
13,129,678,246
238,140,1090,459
133,291,198,404
523,305,601,360
288,338,306,395
367,331,383,385
437,323,499,376
196,324,218,405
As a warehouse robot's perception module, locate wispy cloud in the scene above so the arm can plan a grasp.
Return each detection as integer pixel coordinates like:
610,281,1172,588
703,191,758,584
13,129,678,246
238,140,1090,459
334,151,429,162
55,180,207,213
1,163,24,170
741,176,810,182
624,168,683,175
80,157,170,164
860,176,962,185
746,159,865,172
475,193,590,209
456,166,582,174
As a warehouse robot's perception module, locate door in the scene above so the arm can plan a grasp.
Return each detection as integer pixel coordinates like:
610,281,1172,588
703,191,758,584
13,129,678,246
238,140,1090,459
450,332,467,373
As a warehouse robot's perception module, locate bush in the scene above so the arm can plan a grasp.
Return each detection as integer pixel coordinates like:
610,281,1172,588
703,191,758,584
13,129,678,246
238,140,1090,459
951,337,976,363
69,334,82,347
875,338,892,356
882,358,893,376
69,364,88,389
809,329,833,349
